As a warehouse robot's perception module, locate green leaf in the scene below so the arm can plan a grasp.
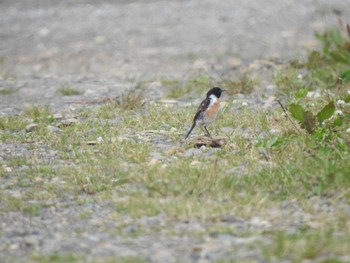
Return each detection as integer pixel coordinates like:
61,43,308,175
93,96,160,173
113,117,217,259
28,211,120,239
266,136,279,149
344,95,350,103
289,103,305,122
294,88,308,99
340,69,350,83
302,111,316,134
316,102,335,123
333,117,343,127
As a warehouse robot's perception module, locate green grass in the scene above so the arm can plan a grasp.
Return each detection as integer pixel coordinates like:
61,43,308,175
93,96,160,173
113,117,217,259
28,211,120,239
0,88,16,95
275,27,350,96
56,85,81,96
1,26,350,261
263,229,350,262
31,253,85,263
0,116,28,132
164,74,212,99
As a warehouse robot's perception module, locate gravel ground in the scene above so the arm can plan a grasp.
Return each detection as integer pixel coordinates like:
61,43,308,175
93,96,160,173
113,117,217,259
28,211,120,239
1,0,350,262
1,0,349,113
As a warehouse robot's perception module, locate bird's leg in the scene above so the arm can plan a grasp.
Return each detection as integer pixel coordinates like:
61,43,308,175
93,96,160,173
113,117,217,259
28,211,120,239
203,126,212,138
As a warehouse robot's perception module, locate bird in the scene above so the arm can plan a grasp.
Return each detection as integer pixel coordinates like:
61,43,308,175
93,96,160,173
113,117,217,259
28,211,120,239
185,87,224,139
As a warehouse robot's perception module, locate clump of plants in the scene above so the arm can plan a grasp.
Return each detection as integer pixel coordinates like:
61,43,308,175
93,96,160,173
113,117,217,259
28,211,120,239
275,21,350,94
277,21,350,148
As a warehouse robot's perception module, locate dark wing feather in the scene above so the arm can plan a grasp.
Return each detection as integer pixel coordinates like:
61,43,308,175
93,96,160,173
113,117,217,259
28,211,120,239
185,97,210,139
197,97,211,113
193,97,210,122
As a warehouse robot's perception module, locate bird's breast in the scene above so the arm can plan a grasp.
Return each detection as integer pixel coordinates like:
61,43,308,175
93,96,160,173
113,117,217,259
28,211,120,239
204,97,219,120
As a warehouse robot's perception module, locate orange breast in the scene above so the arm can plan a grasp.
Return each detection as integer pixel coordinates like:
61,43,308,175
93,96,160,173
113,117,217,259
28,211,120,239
205,100,219,119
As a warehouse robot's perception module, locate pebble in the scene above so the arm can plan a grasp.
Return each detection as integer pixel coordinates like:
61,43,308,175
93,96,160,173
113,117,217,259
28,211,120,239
25,123,38,133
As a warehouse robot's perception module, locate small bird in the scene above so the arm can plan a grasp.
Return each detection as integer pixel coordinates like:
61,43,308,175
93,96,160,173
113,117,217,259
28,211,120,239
185,87,224,139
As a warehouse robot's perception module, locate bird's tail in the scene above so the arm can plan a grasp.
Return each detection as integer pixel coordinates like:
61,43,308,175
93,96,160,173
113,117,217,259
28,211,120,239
185,122,196,139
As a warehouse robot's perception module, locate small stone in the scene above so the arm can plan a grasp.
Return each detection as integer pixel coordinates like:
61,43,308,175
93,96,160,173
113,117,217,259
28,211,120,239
192,59,209,70
96,136,103,143
9,243,19,250
25,123,39,133
47,125,60,133
56,118,78,128
3,166,12,172
221,215,240,223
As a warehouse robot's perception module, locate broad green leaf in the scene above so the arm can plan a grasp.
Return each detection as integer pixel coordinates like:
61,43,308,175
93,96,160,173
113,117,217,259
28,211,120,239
340,69,350,83
288,103,305,122
316,102,335,123
302,111,316,134
295,88,308,99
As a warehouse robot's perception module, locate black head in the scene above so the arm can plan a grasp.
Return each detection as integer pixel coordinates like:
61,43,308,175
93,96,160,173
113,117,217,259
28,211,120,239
207,87,224,98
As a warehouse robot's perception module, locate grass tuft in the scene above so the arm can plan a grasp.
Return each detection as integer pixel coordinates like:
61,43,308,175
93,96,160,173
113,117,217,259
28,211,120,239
57,85,81,96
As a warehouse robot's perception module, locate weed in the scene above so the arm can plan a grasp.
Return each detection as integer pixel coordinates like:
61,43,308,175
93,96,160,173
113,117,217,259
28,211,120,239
0,116,28,131
22,104,54,124
218,71,259,95
115,89,145,111
263,229,350,262
56,85,81,96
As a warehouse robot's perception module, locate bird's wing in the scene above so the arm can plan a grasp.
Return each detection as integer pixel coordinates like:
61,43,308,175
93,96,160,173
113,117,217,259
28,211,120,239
192,97,210,122
197,97,211,112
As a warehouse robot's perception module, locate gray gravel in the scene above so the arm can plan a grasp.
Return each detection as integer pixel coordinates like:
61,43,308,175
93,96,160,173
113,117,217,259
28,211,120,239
1,0,350,262
1,0,349,112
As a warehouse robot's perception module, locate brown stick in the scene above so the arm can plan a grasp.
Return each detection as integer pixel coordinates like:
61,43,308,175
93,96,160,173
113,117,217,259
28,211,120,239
276,99,301,133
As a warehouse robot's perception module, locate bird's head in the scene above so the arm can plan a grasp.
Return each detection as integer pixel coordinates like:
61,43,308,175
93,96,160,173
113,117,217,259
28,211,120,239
207,87,224,98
